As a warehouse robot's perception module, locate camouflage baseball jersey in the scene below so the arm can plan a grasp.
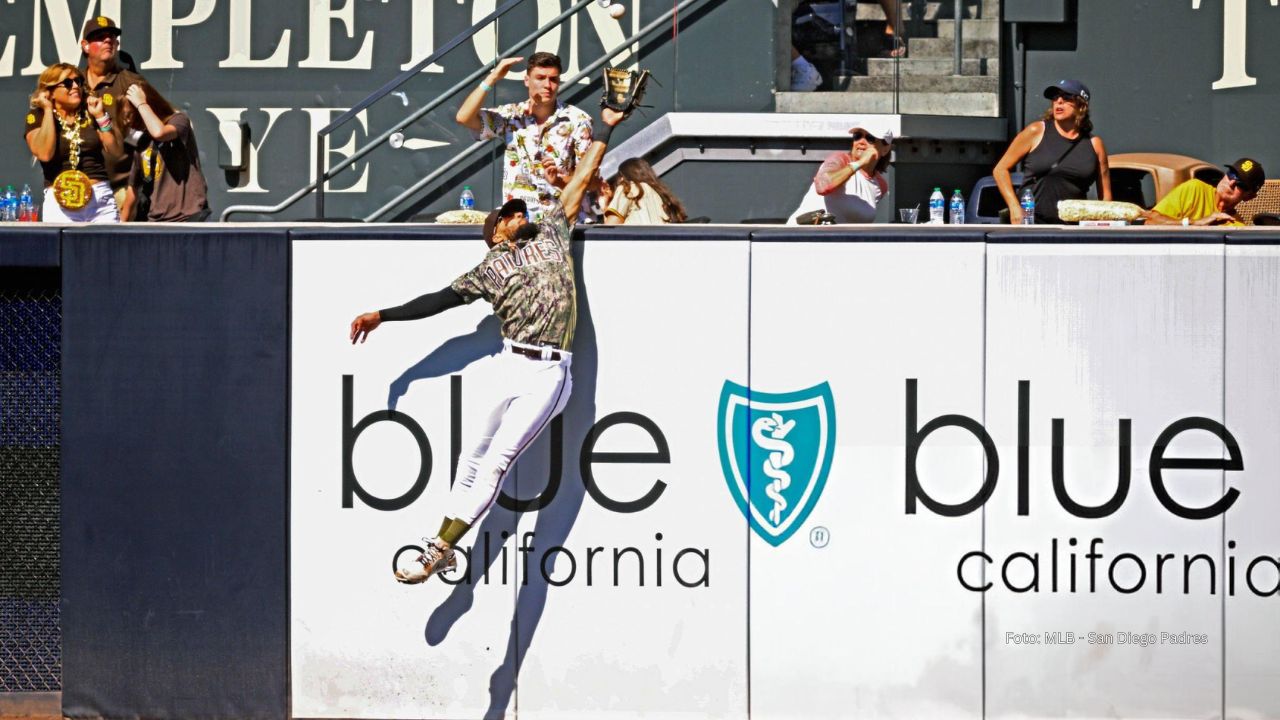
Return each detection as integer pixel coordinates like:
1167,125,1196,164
451,205,577,349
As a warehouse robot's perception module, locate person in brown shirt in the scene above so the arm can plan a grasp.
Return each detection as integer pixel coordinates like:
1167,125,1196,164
122,83,210,222
80,16,148,218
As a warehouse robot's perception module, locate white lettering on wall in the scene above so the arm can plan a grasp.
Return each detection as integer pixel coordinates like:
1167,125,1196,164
400,0,444,73
471,0,642,83
304,108,371,193
207,107,290,192
0,33,14,77
143,0,216,70
1192,0,1279,90
22,0,121,75
220,0,292,68
300,0,375,70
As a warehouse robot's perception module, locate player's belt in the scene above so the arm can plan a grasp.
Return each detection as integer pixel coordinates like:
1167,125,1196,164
508,343,563,361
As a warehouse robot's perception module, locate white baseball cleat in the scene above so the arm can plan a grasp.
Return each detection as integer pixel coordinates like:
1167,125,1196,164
396,539,457,584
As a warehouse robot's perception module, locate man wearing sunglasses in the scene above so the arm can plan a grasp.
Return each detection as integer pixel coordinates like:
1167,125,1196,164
1145,158,1266,226
80,16,149,219
787,123,895,224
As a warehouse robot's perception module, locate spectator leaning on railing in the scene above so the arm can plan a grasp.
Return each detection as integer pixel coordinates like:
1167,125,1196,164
787,122,893,224
1142,158,1265,227
993,79,1111,224
603,158,688,224
24,63,121,223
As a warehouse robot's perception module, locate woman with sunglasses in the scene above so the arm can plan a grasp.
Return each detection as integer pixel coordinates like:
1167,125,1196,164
993,79,1111,225
23,63,122,222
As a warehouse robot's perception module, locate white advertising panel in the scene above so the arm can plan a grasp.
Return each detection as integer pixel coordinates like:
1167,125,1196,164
293,240,517,719
985,244,1225,719
292,238,749,719
1224,245,1280,720
747,242,984,720
511,241,749,720
293,233,1280,720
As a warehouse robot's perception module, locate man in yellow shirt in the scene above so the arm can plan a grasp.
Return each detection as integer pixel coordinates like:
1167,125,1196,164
1144,158,1265,226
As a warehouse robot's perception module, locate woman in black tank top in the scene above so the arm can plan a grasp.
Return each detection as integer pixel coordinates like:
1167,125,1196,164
992,79,1112,224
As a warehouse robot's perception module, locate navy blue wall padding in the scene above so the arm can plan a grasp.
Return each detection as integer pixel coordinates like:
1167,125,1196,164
0,226,60,267
986,228,1229,244
1226,230,1280,244
290,224,482,242
60,227,289,720
579,224,755,242
749,225,991,243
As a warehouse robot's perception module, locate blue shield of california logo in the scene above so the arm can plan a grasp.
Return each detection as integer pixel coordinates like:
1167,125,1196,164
717,381,836,546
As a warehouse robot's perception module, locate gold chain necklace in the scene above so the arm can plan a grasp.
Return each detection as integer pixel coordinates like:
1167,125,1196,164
51,109,93,211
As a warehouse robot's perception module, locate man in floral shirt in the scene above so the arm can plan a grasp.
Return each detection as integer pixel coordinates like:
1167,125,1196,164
456,52,595,223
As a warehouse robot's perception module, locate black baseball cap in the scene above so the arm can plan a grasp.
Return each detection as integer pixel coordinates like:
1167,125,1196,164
483,199,529,246
82,16,121,41
1226,157,1266,193
1044,79,1090,102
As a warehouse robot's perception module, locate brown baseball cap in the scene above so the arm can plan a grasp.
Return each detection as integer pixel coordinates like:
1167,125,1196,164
1226,157,1265,193
82,16,122,41
483,199,529,246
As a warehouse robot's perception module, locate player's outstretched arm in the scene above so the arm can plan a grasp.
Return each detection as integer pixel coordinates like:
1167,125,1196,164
560,108,626,220
349,286,467,344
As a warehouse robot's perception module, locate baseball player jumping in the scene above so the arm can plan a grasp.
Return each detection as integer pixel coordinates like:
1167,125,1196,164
349,106,629,585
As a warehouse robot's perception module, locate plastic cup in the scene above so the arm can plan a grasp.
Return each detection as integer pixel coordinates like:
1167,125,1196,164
899,208,919,224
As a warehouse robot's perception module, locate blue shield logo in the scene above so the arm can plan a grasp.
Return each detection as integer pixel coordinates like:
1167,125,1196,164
717,380,836,546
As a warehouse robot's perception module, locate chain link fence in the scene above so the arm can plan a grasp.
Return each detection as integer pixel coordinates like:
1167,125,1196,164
0,268,61,692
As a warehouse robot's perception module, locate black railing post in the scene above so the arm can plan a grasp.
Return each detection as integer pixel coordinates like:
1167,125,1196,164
316,133,326,219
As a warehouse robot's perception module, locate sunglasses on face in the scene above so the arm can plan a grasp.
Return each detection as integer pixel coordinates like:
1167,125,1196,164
1227,169,1256,193
86,33,119,44
46,77,84,91
850,131,878,142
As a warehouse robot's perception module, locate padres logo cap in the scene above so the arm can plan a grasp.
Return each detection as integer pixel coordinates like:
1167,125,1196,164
82,16,121,41
1043,78,1091,103
1226,157,1266,193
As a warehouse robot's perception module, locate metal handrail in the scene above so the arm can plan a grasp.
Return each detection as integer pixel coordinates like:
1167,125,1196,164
220,0,592,221
363,0,707,222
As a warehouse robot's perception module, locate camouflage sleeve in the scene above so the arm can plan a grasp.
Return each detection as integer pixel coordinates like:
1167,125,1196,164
570,110,593,169
450,262,490,303
813,152,854,196
539,205,573,252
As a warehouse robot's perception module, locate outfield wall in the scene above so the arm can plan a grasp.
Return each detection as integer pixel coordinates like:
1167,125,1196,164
5,223,1277,720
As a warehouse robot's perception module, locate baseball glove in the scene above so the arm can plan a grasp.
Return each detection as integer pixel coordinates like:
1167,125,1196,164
601,66,652,117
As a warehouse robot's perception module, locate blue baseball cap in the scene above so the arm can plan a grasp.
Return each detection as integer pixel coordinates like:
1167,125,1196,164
1043,79,1091,102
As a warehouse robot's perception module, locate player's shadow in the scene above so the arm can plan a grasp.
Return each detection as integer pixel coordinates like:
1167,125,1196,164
421,237,600,720
387,315,503,411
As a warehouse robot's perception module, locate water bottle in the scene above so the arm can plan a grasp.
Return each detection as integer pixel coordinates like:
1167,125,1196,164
459,185,475,211
18,184,33,222
1020,187,1035,225
1,185,14,221
928,187,945,225
949,188,965,225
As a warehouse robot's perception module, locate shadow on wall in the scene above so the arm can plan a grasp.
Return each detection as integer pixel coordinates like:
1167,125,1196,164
386,241,600,719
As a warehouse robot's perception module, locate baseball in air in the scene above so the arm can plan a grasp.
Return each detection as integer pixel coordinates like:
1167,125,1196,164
609,4,626,18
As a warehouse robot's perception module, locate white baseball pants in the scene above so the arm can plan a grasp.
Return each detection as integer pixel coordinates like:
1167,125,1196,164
446,340,573,524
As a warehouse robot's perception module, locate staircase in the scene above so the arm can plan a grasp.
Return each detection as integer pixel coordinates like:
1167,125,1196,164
780,0,1002,117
